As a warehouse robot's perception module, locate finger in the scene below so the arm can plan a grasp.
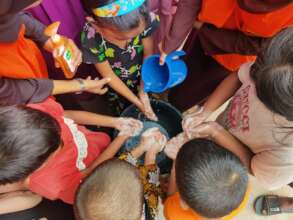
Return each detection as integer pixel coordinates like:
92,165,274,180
159,54,166,66
96,77,111,87
86,76,91,80
99,87,108,95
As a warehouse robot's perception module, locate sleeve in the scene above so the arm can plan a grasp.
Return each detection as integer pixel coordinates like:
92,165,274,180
198,23,267,55
119,152,139,167
141,12,160,39
0,78,53,105
19,12,49,45
163,0,202,53
251,148,293,190
139,164,161,219
80,23,107,64
237,62,254,83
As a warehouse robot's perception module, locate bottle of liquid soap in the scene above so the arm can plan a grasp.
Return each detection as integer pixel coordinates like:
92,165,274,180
44,22,77,79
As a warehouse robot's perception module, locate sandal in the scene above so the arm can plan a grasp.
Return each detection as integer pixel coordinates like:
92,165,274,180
254,195,293,216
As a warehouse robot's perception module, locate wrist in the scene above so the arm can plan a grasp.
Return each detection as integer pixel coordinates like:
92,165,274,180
209,122,224,139
75,78,86,94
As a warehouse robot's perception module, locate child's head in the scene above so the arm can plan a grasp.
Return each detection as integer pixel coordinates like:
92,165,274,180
75,159,143,220
250,27,293,121
0,105,61,185
82,0,149,40
175,139,248,219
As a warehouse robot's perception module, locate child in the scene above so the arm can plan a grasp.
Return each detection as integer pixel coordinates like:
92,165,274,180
0,0,113,99
164,139,249,220
0,98,143,204
81,0,159,118
182,27,293,190
75,128,167,220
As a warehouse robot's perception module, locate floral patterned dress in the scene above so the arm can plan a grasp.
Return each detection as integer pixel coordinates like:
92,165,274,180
81,13,160,115
119,152,161,220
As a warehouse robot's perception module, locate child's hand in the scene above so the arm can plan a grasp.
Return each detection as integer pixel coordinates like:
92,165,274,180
116,118,143,137
140,128,167,153
82,76,111,95
182,105,211,139
186,121,222,140
138,90,158,121
158,42,168,65
164,132,188,160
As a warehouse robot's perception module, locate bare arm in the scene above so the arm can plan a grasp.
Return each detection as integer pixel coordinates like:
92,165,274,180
95,62,143,109
82,135,129,177
203,72,241,112
63,110,117,128
142,36,154,59
52,78,110,95
0,191,42,215
167,164,177,196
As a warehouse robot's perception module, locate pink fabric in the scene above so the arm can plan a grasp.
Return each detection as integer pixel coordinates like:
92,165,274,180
217,62,293,190
149,0,179,52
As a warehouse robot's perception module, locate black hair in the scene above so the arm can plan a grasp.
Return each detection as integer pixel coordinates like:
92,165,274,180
0,105,61,184
250,27,293,121
176,139,248,218
82,0,150,32
75,159,144,220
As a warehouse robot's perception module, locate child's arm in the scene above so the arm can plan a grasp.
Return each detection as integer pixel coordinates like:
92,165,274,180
167,164,177,196
182,73,241,133
189,122,254,173
94,62,144,110
63,111,143,135
52,77,110,95
63,110,118,128
0,191,42,215
82,135,129,177
142,36,154,59
202,72,241,113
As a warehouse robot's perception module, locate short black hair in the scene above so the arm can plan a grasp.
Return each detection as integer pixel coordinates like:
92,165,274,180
0,105,61,184
75,159,144,220
82,0,150,31
176,139,248,218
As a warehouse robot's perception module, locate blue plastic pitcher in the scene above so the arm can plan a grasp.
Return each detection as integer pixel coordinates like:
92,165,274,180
142,50,188,93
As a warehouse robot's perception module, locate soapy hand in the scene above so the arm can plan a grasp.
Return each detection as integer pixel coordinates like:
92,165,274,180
138,90,158,121
116,118,143,137
164,132,188,160
186,121,222,140
182,105,211,139
140,128,167,153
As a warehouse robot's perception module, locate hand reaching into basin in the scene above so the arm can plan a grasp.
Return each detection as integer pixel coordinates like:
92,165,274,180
116,117,143,137
138,84,158,121
164,132,189,160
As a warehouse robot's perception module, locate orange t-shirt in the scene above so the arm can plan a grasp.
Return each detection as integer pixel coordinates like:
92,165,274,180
198,1,293,71
0,25,48,79
164,190,250,220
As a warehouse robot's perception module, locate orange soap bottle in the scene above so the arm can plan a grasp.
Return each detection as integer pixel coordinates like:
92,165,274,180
44,22,77,79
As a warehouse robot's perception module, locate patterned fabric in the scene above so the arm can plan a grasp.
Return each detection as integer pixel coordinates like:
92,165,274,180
93,0,146,17
81,13,160,115
119,152,160,220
